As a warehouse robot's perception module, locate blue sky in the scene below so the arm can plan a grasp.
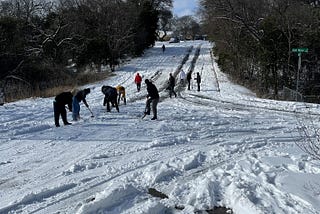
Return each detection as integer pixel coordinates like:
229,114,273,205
173,0,198,17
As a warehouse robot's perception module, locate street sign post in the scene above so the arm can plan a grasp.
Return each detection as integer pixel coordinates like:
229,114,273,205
292,48,308,53
292,48,308,101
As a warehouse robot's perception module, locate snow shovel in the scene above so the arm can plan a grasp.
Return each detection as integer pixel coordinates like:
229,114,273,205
86,106,94,118
141,99,150,119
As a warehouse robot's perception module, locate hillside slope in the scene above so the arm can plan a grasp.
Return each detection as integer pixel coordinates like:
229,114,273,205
0,41,320,214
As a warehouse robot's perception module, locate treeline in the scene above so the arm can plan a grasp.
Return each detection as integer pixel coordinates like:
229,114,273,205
0,0,172,101
200,0,320,100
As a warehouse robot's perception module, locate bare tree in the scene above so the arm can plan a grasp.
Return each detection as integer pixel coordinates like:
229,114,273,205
157,9,173,40
296,115,320,160
98,0,135,71
0,0,54,20
174,15,200,40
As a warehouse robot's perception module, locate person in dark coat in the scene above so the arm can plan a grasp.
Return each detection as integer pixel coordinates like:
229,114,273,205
144,79,159,120
187,72,192,90
162,44,166,53
53,91,73,127
168,73,177,98
195,72,201,91
102,85,119,112
72,88,90,121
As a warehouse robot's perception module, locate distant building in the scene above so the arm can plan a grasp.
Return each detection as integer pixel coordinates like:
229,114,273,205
157,31,173,41
169,37,180,43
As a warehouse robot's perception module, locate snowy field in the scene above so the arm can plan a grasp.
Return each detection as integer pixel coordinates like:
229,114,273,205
1,41,320,214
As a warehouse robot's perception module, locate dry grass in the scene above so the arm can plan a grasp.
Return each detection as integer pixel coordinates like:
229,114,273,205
4,72,114,102
37,72,113,98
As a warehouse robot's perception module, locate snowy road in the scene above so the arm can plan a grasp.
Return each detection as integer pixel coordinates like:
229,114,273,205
1,41,320,214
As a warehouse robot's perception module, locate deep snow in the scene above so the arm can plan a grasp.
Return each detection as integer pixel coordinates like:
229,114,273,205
0,41,320,214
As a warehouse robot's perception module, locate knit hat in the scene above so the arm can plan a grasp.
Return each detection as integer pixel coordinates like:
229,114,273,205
84,88,91,94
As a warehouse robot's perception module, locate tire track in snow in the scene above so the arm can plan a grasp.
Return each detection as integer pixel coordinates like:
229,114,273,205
0,183,78,214
181,92,320,119
10,127,196,213
27,144,197,213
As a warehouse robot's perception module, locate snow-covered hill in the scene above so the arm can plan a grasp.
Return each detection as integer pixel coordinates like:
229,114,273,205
1,41,320,214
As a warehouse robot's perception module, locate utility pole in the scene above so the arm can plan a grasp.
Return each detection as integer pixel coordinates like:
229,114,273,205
292,48,308,101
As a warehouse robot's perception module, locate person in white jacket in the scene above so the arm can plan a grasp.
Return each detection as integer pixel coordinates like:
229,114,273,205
179,69,186,85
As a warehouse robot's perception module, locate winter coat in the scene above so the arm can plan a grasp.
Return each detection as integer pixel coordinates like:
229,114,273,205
102,86,118,100
187,72,192,81
55,92,73,111
195,73,201,83
101,85,119,112
169,75,175,87
75,88,90,107
116,85,126,97
146,81,159,99
180,70,186,80
135,74,142,84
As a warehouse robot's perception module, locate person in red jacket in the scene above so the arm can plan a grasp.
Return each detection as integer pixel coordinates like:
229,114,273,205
134,73,142,92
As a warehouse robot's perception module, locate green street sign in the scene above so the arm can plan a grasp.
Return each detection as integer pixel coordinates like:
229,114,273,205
292,48,308,53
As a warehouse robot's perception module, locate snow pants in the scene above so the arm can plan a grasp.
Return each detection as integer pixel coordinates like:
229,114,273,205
136,83,141,92
145,97,159,118
53,101,68,126
169,86,177,98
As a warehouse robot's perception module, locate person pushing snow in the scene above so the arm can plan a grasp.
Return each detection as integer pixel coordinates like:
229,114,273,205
72,88,91,121
144,79,159,120
102,85,119,112
53,91,73,127
116,85,126,105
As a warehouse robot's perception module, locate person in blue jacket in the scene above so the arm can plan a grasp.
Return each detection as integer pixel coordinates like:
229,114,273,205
72,88,90,121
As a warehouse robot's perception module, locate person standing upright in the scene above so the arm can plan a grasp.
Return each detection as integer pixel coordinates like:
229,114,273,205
179,69,186,85
134,73,142,92
53,91,73,127
168,73,177,98
187,72,192,90
195,72,201,91
72,88,90,121
162,44,166,53
144,79,159,120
